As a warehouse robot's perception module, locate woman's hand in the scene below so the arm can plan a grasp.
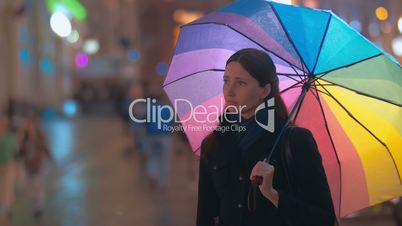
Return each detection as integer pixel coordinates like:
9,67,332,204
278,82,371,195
250,161,279,207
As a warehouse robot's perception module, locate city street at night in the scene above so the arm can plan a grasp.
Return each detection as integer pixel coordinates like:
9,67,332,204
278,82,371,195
0,0,401,225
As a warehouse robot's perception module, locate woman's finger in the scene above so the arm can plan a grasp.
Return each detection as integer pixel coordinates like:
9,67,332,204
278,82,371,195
250,162,274,179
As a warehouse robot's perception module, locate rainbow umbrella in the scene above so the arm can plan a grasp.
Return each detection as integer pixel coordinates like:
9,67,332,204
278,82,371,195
163,0,402,217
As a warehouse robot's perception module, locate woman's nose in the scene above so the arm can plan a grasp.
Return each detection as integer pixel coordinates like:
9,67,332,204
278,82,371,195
225,83,235,96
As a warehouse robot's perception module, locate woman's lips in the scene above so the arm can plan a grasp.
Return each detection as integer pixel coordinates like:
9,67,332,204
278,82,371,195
225,101,237,107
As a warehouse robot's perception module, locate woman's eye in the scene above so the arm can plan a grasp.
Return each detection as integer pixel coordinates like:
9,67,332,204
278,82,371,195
239,81,247,86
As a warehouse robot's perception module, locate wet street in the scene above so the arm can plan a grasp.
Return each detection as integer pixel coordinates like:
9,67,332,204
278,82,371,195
1,116,398,226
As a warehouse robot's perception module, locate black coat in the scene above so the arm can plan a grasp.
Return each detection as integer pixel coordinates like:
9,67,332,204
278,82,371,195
196,120,336,226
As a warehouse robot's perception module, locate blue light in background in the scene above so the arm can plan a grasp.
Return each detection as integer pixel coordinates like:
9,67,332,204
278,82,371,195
128,49,140,61
43,119,72,162
41,107,57,121
63,100,78,117
40,57,55,76
156,62,169,76
20,48,30,65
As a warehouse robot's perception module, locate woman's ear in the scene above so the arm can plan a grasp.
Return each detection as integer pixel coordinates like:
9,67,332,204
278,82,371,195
260,83,271,100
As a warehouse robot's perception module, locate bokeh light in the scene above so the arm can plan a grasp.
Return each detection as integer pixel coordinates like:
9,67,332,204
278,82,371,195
375,7,389,21
67,29,79,43
303,0,319,8
75,53,89,68
156,62,169,76
50,11,72,37
20,48,30,65
398,17,402,34
350,20,362,32
63,100,78,117
83,39,99,55
392,36,402,56
380,21,392,34
173,9,204,24
40,57,55,76
128,49,141,61
46,0,87,22
369,22,381,37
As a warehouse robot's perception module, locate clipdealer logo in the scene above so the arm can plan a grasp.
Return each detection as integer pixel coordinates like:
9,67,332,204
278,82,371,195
128,97,275,132
254,98,275,133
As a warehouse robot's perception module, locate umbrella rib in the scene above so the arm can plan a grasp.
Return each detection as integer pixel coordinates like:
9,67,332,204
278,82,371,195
316,78,402,107
292,84,308,122
269,3,310,74
293,64,304,81
182,22,304,72
311,84,343,217
280,81,304,95
278,73,303,83
162,69,225,88
290,64,303,80
316,81,402,187
309,86,320,100
312,53,383,77
311,14,332,74
277,72,304,77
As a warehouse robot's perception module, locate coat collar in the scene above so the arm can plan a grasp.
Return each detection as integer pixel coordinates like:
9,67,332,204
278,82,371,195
215,117,287,172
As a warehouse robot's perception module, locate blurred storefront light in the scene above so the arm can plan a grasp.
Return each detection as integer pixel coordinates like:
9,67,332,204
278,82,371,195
20,48,30,65
83,39,99,55
67,30,79,43
349,20,362,33
303,0,319,8
63,100,78,117
392,36,402,56
50,11,72,37
128,49,141,62
40,57,55,76
369,22,381,37
380,21,392,34
47,0,87,22
398,17,402,34
75,53,89,69
173,9,204,25
156,62,169,76
375,7,389,21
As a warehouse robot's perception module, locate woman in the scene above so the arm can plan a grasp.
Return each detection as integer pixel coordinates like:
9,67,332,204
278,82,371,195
196,48,336,226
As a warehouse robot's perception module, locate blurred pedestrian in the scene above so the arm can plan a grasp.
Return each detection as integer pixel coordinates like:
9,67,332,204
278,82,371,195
127,82,148,181
18,114,51,218
145,84,173,190
0,113,19,218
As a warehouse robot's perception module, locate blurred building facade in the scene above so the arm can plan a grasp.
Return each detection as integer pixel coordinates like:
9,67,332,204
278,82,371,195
0,0,401,114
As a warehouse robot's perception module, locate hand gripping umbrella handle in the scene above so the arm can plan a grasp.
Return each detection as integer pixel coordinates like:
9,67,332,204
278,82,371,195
251,176,263,186
250,158,270,186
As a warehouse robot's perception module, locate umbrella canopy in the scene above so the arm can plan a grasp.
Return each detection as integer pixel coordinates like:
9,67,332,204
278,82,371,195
163,0,402,217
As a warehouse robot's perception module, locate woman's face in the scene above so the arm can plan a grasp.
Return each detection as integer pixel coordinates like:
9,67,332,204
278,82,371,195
223,61,271,119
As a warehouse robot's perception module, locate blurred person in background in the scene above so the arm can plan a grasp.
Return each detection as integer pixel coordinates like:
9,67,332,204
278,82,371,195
174,127,197,182
18,112,51,218
127,81,148,178
0,113,19,218
114,83,132,134
145,83,173,191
